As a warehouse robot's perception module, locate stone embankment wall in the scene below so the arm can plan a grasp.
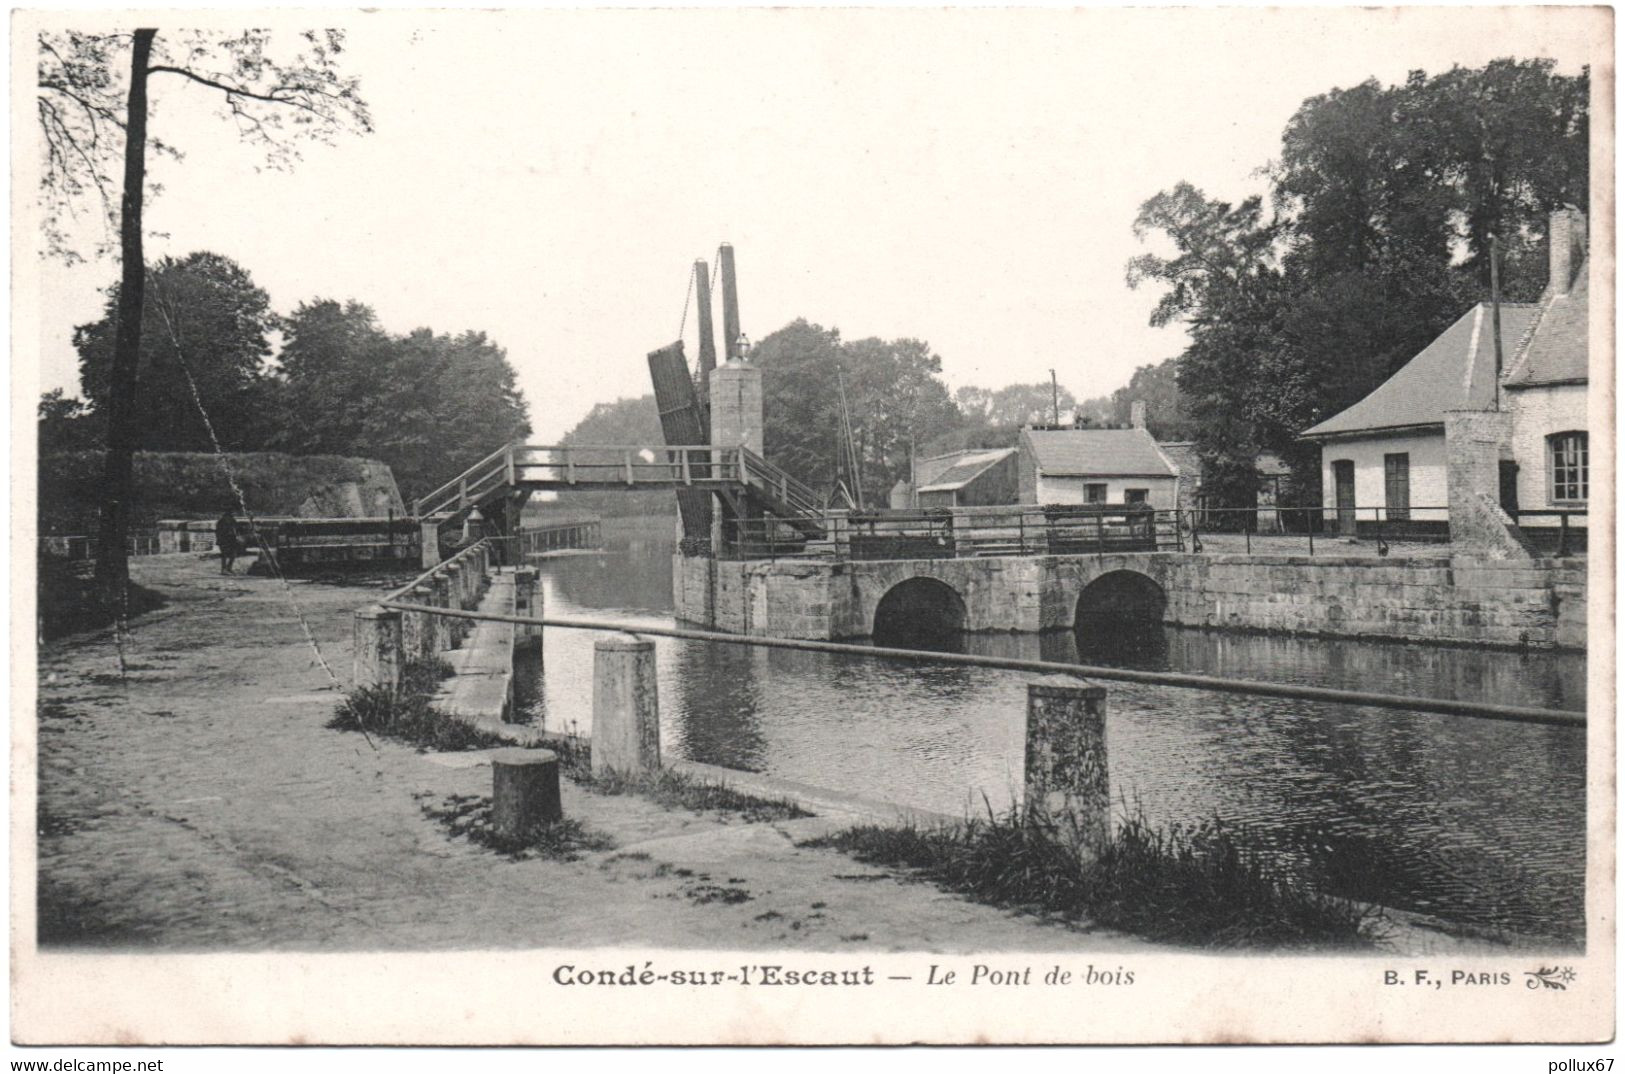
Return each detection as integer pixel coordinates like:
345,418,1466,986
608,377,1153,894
673,551,1587,651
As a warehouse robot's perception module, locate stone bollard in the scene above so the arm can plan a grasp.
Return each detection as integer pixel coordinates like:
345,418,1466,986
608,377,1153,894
1025,674,1109,858
446,562,466,612
419,519,443,570
401,585,433,662
514,568,541,641
430,574,454,653
353,604,403,690
491,748,562,840
592,634,660,778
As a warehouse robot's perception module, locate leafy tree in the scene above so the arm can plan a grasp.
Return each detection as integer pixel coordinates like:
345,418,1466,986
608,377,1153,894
73,252,279,452
1109,359,1197,440
38,389,102,454
37,27,369,603
274,301,532,503
1128,59,1589,509
754,319,960,507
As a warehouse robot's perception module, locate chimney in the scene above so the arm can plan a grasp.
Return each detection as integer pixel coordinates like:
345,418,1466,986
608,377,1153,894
1130,399,1148,430
1549,206,1586,296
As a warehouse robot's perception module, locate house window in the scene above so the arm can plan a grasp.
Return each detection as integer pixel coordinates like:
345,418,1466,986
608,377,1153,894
1383,453,1410,522
1124,489,1149,505
1550,431,1588,503
1085,483,1107,504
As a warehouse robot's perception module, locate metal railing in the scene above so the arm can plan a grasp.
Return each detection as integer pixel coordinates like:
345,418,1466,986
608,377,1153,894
1187,505,1451,556
377,598,1585,730
1513,509,1588,557
718,503,1181,561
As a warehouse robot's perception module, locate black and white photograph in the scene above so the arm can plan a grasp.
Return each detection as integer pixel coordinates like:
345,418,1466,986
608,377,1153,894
11,4,1613,1050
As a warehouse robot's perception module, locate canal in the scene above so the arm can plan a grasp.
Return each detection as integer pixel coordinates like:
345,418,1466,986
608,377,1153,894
518,515,1587,944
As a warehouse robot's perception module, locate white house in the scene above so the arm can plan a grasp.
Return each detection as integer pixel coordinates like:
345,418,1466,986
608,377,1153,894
1502,207,1589,537
1017,426,1181,508
1300,302,1538,529
1301,206,1588,551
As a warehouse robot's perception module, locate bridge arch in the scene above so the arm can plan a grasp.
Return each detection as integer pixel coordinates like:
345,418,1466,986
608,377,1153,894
1073,569,1167,629
872,577,968,650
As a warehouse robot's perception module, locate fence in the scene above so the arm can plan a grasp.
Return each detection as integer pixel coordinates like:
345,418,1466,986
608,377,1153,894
515,517,603,556
721,504,1181,561
1513,509,1588,556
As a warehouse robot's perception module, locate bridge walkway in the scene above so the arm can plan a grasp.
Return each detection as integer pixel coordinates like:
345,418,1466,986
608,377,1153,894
414,443,825,540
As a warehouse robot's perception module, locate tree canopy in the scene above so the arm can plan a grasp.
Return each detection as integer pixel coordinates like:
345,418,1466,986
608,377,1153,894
754,319,960,506
74,252,278,452
38,27,371,601
53,256,533,506
1128,58,1589,506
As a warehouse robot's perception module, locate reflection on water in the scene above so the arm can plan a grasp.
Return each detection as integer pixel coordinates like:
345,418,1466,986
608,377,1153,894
523,516,1587,942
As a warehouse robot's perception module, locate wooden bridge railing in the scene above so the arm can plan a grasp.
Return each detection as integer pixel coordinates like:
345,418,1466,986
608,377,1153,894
413,443,825,534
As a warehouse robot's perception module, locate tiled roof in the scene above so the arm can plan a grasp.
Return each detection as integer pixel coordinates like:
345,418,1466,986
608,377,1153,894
916,448,1015,493
910,452,966,489
1505,259,1589,388
1300,303,1540,438
1021,427,1177,477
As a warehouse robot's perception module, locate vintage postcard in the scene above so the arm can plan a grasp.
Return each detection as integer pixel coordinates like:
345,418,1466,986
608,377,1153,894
10,4,1615,1051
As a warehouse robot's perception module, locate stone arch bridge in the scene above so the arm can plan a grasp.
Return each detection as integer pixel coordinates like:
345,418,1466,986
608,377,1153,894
677,552,1177,641
672,549,1585,651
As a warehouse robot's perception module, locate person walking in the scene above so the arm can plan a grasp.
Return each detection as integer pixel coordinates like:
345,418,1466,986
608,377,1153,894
215,510,243,574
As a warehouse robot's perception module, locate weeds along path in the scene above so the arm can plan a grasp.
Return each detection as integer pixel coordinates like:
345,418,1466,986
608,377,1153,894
33,553,1170,953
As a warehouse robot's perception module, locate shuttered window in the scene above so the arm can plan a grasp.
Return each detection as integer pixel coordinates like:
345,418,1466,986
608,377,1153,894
1383,453,1410,521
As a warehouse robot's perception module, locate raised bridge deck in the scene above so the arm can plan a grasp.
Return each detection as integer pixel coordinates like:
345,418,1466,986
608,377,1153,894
415,443,824,538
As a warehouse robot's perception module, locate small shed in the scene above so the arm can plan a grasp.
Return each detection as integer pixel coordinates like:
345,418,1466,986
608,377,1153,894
915,448,1019,508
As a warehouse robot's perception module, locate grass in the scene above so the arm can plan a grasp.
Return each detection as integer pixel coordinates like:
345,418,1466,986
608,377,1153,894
36,555,167,641
581,766,812,823
532,723,812,823
416,792,614,861
810,806,1386,950
326,657,514,752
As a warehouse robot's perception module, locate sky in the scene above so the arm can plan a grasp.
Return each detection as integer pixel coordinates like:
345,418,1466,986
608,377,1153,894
22,6,1606,442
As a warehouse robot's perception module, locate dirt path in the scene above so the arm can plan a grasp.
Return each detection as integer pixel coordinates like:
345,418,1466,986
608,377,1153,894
34,553,1165,953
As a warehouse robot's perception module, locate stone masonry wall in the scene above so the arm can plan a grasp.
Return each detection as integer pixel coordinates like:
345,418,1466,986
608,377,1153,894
674,550,1587,650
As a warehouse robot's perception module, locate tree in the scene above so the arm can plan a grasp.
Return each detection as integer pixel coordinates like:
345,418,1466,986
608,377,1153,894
38,28,370,603
73,252,279,451
1110,359,1196,440
273,301,532,503
38,389,102,454
1127,60,1589,508
754,320,961,506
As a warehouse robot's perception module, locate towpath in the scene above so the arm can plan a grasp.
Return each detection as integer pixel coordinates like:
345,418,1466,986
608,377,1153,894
35,553,1167,953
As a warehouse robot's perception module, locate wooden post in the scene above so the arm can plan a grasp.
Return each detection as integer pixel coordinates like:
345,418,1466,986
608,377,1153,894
1025,674,1108,858
592,634,660,778
695,258,718,400
720,243,741,361
491,748,562,839
353,605,402,690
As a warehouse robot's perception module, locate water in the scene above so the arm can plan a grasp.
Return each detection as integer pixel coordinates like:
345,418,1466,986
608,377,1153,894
521,515,1588,943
